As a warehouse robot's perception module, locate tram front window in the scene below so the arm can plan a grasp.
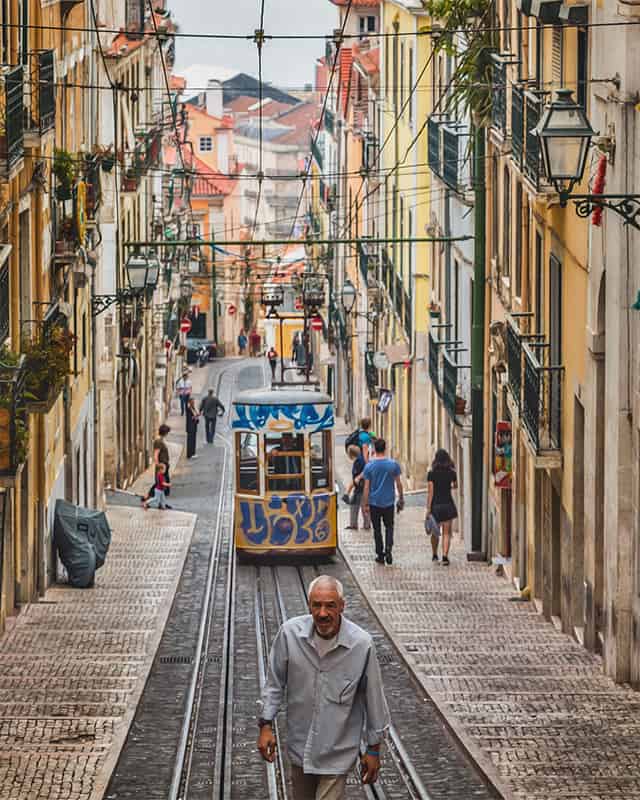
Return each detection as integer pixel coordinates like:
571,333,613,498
237,432,259,493
266,432,304,492
310,431,332,491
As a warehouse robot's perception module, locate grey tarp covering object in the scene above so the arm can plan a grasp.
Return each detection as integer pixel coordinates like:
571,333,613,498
53,499,112,588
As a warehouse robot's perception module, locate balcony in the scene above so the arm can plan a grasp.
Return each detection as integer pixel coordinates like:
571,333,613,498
25,50,55,141
443,349,471,422
428,331,442,396
0,356,28,483
23,305,73,414
521,341,563,457
428,118,470,193
0,66,24,178
0,260,8,344
511,84,524,168
506,316,525,408
311,137,323,170
523,91,542,189
427,117,442,176
490,57,507,136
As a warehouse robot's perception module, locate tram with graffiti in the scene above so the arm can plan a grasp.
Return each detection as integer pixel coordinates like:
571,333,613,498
232,388,337,559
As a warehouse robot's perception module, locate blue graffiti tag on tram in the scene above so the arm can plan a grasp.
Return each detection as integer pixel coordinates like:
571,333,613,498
232,403,334,433
238,494,333,546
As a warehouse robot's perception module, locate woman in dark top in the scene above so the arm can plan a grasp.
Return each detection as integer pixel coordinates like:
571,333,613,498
426,449,458,565
185,397,200,459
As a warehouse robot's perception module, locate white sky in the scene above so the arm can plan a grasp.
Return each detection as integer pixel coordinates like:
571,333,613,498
173,0,337,92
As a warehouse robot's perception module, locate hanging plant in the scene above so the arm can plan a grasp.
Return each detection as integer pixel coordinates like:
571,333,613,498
22,326,76,407
0,347,29,470
53,148,77,201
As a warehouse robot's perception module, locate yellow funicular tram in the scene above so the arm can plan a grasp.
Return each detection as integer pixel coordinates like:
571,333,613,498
232,387,337,559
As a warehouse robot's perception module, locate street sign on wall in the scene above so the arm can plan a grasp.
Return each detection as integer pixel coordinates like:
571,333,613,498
180,317,192,334
228,303,237,316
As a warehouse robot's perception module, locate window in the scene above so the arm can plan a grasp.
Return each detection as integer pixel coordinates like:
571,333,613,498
266,432,305,492
310,431,332,491
577,27,588,109
551,27,563,87
502,167,511,278
492,156,499,261
400,43,405,111
237,432,259,494
408,47,413,124
199,136,213,152
359,15,376,35
515,181,523,297
82,311,87,360
535,231,544,334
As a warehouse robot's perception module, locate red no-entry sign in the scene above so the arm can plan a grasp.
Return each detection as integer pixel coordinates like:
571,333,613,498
228,303,237,316
180,316,192,334
310,316,324,331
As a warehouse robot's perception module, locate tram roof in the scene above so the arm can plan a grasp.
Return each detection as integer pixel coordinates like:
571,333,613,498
233,388,333,406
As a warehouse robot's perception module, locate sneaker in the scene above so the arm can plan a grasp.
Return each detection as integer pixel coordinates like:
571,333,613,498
375,555,385,565
442,556,450,566
432,554,439,562
190,455,199,460
385,552,393,565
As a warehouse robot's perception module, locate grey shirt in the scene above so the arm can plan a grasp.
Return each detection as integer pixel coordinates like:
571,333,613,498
259,614,390,775
199,395,225,419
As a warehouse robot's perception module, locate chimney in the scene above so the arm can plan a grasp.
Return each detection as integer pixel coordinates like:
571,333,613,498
206,79,223,119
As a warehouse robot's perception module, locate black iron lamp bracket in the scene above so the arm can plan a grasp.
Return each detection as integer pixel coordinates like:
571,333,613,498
560,193,640,230
92,288,147,317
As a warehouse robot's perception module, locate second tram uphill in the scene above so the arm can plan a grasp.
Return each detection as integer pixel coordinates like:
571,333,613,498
232,388,338,560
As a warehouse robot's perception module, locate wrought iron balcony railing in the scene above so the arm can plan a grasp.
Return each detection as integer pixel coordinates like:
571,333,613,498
521,341,563,453
0,261,8,344
0,66,24,176
311,137,323,170
506,316,524,408
442,348,471,420
27,50,55,135
428,331,442,396
0,355,28,479
491,57,507,135
511,84,524,168
523,90,542,190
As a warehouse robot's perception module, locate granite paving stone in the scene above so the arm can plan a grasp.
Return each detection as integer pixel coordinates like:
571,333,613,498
334,419,640,800
0,506,196,800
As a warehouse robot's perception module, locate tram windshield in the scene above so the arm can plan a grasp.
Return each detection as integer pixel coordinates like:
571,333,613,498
237,432,259,493
266,432,305,492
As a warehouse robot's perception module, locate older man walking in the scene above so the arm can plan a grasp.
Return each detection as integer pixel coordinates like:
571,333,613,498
257,575,389,799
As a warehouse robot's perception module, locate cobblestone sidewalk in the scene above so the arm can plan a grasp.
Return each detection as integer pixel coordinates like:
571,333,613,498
334,424,640,800
0,506,196,800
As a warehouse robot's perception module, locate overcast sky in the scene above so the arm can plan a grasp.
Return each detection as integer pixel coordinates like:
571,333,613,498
173,0,336,92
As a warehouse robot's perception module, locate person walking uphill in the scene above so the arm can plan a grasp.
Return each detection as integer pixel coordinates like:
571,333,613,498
362,439,404,565
426,449,458,566
185,396,200,459
199,389,225,444
257,575,390,799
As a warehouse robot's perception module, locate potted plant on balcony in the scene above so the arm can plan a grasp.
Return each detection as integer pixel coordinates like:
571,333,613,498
53,148,76,201
22,326,76,412
429,301,441,319
93,145,115,172
0,348,28,477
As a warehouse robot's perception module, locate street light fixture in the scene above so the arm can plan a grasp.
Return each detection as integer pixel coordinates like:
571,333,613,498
92,250,160,316
340,278,357,315
534,88,640,229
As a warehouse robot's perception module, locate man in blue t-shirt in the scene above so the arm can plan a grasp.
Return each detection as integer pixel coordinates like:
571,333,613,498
362,438,404,565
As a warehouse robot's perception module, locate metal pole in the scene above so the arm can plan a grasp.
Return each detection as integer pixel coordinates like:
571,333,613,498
469,122,486,559
211,244,218,346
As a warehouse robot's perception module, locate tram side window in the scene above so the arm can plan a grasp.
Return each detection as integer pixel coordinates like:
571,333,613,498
310,431,332,491
266,433,304,492
237,432,259,494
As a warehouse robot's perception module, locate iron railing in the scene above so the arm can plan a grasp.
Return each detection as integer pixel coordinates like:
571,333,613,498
311,137,323,170
0,356,27,478
428,331,442,396
443,348,457,418
511,84,524,168
491,58,507,135
523,91,542,189
427,117,441,176
1,66,24,174
33,50,55,134
324,108,335,136
506,317,524,409
522,341,563,452
0,261,8,344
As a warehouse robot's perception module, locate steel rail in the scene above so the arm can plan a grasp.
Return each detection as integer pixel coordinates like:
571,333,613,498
255,567,289,800
167,362,237,800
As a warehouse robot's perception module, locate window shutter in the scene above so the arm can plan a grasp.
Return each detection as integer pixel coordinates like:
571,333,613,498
551,27,563,86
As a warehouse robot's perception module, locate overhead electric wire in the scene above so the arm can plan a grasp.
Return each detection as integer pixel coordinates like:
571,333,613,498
287,0,354,242
249,1,267,243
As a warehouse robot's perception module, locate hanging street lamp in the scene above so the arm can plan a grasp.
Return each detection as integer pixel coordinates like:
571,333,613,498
340,278,357,315
92,250,160,316
534,88,640,229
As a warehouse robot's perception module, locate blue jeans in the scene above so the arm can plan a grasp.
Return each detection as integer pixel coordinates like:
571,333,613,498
179,394,190,415
147,489,167,509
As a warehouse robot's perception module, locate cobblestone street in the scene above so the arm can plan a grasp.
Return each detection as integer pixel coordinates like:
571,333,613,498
334,423,640,800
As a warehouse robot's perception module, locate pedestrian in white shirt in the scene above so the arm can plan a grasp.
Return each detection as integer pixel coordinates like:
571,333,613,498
257,575,390,799
175,369,192,416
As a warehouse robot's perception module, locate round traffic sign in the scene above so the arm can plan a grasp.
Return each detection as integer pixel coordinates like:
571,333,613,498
310,315,324,331
294,297,303,310
228,303,237,316
180,316,192,334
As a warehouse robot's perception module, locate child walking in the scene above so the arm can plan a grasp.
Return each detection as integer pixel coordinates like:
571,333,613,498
144,464,171,510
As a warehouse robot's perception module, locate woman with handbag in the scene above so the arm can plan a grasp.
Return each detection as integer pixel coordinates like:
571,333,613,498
344,445,370,531
426,449,458,565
